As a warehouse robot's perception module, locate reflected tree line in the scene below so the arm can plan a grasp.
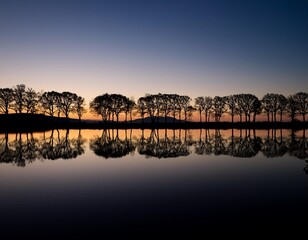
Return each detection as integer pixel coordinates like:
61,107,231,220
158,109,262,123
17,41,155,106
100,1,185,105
0,130,86,167
0,129,307,171
1,84,308,123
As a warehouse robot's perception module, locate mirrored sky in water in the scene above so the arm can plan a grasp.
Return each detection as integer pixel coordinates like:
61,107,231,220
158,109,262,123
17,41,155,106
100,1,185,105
0,129,308,237
0,0,307,112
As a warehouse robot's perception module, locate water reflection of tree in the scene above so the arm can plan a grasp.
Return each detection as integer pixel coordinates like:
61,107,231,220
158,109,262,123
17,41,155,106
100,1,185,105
194,129,262,158
288,130,308,160
228,129,262,158
261,129,288,158
1,129,308,169
0,133,14,164
195,129,212,155
137,129,192,158
0,130,86,167
212,129,228,155
287,130,308,175
39,129,86,160
0,132,40,167
89,129,135,159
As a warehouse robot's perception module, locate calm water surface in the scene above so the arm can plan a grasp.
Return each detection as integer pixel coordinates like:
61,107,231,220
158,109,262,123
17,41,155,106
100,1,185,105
0,129,307,237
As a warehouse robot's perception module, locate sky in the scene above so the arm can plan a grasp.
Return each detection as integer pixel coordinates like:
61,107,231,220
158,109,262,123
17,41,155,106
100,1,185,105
0,0,307,118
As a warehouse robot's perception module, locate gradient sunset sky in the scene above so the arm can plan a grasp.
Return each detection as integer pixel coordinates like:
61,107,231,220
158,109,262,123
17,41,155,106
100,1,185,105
1,0,307,111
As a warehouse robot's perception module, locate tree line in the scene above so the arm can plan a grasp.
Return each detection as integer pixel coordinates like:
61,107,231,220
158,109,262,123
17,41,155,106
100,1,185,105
0,84,86,119
90,92,308,123
0,84,307,122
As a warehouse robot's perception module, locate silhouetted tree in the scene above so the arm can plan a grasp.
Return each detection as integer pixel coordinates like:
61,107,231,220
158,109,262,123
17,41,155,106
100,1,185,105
160,94,172,123
111,94,126,122
236,94,245,122
90,94,110,121
211,96,227,122
123,97,135,123
40,91,60,116
143,94,160,123
286,95,298,122
204,97,213,122
294,92,308,122
61,92,78,118
261,94,272,122
137,97,147,123
11,84,26,113
277,94,287,122
226,95,237,123
169,94,178,123
252,97,262,122
195,96,212,122
75,96,86,120
24,88,39,114
239,94,260,122
194,96,205,123
261,93,281,122
0,88,14,114
178,95,191,122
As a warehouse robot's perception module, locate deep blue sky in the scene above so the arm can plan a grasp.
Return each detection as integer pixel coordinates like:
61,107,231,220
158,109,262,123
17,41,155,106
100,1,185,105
1,0,307,111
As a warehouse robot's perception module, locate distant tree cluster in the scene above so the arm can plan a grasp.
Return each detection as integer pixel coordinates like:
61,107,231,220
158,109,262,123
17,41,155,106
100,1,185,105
136,94,193,123
0,84,86,119
1,84,307,122
91,92,308,123
89,93,135,122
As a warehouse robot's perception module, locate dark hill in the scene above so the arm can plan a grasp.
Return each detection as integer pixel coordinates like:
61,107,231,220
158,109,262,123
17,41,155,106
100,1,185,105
0,114,97,132
132,116,182,124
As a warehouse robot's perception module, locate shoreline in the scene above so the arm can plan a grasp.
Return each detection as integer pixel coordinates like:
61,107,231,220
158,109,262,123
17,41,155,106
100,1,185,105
0,113,307,132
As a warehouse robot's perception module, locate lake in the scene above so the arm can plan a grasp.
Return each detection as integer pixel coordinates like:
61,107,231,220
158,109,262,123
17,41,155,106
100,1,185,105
0,128,307,238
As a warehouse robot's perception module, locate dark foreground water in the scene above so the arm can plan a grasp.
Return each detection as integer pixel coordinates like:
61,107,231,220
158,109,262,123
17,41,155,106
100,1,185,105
0,129,307,238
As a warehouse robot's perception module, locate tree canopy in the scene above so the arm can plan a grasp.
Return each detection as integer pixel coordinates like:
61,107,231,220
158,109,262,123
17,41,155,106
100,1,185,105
1,84,308,123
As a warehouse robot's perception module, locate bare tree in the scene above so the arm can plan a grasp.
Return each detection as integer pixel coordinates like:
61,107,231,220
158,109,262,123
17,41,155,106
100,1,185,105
75,96,86,120
24,88,39,114
160,94,172,123
110,94,126,123
169,94,179,123
204,97,213,122
277,94,287,122
294,92,308,122
251,97,262,122
179,95,192,122
90,94,110,122
0,88,14,114
226,95,237,123
211,96,227,122
143,94,159,123
286,95,298,122
127,98,136,123
239,94,260,122
236,94,245,122
185,106,195,122
137,97,147,123
194,97,205,123
123,97,135,123
40,91,60,116
61,92,78,118
261,93,280,122
12,84,26,113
